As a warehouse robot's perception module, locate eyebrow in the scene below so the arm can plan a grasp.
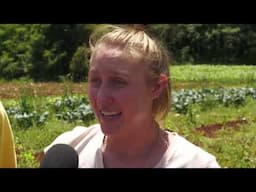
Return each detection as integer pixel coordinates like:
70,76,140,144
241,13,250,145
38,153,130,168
89,69,130,78
109,71,130,78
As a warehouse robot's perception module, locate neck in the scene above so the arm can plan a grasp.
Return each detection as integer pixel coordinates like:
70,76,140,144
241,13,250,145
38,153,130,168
102,121,165,167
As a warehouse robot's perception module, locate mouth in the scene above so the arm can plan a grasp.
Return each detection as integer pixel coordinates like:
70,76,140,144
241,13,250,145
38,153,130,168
100,110,122,119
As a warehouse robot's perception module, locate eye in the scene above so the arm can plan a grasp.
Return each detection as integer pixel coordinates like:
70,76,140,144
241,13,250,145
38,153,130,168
89,77,101,87
111,78,127,88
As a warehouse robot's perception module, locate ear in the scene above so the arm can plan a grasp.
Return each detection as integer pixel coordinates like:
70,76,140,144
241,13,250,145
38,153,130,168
151,74,168,99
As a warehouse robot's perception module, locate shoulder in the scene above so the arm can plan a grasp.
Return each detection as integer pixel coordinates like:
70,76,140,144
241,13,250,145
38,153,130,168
44,124,104,168
164,131,220,168
44,124,102,153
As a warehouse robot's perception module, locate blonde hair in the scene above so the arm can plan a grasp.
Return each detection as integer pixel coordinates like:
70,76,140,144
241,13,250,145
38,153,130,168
89,24,171,121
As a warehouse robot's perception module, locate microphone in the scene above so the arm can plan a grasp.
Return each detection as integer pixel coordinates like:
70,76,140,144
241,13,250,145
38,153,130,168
40,144,79,168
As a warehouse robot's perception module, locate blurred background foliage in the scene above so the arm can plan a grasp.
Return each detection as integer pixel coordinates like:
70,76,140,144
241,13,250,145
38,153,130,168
1,24,256,82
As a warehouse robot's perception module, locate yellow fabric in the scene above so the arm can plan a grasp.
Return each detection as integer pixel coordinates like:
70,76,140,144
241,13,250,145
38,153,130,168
0,101,17,168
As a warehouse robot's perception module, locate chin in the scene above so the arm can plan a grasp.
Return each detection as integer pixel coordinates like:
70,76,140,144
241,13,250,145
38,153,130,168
100,124,120,136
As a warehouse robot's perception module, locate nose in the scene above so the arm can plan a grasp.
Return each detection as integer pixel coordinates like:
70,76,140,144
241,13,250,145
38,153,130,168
97,86,113,106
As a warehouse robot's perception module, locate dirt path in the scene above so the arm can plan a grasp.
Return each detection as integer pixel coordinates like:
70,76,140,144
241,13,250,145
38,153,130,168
0,82,88,99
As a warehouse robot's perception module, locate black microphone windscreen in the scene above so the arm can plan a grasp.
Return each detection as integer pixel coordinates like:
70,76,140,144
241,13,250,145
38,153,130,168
40,144,78,168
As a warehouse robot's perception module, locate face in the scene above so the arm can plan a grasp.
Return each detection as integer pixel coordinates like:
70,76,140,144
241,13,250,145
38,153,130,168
88,46,154,136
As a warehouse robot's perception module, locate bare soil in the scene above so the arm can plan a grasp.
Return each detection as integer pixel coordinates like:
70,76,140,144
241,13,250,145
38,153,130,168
0,82,88,99
196,119,248,137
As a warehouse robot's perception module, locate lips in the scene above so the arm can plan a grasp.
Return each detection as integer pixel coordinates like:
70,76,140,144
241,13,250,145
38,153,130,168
100,110,122,117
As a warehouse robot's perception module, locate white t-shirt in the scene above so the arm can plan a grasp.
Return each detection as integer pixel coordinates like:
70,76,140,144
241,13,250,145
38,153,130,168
44,124,220,168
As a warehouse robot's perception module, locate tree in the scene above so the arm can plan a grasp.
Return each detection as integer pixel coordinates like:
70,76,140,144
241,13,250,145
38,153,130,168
69,45,89,82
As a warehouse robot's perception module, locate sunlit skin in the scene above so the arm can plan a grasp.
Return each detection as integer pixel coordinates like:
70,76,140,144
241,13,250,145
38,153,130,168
89,46,154,136
88,45,168,166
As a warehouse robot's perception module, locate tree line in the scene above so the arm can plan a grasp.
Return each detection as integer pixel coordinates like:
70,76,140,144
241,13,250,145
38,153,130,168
0,24,256,82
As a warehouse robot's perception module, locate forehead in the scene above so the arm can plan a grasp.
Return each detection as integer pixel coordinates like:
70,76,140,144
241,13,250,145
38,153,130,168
90,45,147,73
92,44,132,62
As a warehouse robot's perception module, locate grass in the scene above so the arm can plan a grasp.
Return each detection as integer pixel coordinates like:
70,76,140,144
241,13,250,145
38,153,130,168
2,64,256,168
171,64,256,90
165,99,256,168
14,119,78,168
14,115,96,168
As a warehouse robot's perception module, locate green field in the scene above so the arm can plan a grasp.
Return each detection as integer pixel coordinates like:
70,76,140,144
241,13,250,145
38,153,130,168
171,65,256,89
2,64,256,168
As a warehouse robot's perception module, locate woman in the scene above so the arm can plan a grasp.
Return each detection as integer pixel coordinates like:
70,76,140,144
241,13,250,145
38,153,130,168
44,25,220,168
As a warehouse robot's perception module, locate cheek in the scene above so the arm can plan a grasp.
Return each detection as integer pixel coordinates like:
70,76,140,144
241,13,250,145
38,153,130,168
88,87,97,107
124,86,153,110
117,90,145,108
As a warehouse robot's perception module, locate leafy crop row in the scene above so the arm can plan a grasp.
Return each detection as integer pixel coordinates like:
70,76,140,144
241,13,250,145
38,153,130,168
172,87,256,114
6,87,256,128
